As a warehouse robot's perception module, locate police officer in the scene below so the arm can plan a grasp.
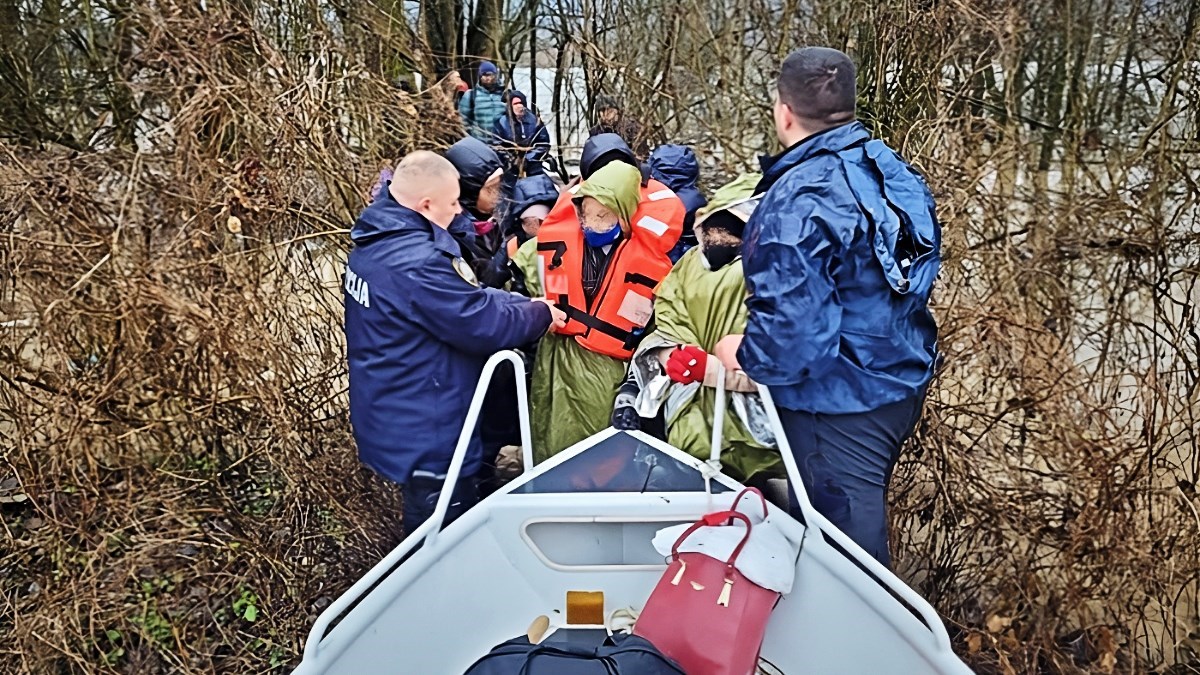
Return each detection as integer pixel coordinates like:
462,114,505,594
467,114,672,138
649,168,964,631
344,151,566,536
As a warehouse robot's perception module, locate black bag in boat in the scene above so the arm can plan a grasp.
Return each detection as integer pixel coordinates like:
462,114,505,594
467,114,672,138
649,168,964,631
463,632,685,674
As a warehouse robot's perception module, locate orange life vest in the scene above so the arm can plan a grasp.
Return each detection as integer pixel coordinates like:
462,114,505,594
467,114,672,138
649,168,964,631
536,178,685,360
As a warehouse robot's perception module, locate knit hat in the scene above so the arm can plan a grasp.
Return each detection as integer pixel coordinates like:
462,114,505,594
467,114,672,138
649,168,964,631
595,94,620,112
519,203,551,221
479,61,498,77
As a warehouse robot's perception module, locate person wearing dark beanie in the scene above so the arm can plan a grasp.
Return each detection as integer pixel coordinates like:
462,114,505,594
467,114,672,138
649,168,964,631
492,89,551,184
458,60,506,142
712,46,943,569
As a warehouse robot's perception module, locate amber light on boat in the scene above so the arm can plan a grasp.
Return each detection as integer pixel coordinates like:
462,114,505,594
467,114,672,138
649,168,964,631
565,590,604,624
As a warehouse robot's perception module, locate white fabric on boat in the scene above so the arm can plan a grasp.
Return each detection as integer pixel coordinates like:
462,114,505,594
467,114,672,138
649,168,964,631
651,501,801,594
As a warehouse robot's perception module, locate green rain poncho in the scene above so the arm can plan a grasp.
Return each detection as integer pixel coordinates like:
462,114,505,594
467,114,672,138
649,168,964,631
627,173,782,481
516,163,644,462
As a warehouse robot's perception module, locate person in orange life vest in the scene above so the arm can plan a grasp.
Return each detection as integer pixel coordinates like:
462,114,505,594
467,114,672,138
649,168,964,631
516,161,685,461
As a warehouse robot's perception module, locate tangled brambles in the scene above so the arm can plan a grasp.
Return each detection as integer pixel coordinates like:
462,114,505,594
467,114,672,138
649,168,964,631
2,0,1200,673
1,2,463,672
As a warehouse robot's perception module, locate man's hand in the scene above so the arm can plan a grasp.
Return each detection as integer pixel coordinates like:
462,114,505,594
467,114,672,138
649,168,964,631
532,297,567,330
666,345,708,385
713,334,744,372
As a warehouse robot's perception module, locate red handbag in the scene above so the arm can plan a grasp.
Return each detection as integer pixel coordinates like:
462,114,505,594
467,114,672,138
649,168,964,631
634,489,781,675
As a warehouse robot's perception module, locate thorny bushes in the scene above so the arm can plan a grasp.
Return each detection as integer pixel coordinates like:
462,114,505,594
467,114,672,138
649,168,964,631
2,0,1200,673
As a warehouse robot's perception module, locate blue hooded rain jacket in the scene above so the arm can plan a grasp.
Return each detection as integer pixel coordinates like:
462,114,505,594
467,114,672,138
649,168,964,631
738,122,941,414
344,191,552,483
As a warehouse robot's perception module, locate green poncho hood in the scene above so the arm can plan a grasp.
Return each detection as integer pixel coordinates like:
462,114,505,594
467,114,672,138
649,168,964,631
694,172,762,224
575,161,641,229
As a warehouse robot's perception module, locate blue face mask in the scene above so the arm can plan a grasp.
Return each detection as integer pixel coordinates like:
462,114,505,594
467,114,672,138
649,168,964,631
584,225,621,247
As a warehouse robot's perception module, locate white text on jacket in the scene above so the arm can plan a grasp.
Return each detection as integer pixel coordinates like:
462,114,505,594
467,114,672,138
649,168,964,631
345,267,370,308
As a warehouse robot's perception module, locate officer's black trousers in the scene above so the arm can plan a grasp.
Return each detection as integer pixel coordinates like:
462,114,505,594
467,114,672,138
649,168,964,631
401,472,481,538
778,393,925,569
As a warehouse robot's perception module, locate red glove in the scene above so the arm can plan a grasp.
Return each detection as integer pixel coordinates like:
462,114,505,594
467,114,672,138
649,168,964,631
666,346,708,385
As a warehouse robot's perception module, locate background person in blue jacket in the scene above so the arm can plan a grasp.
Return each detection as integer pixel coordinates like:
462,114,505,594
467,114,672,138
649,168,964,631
492,90,550,182
459,61,506,142
647,144,708,263
714,47,941,568
344,151,565,536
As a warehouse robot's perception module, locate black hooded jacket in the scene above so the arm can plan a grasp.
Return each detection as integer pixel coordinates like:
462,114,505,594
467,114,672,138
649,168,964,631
445,137,505,269
446,136,504,218
478,174,561,292
579,133,639,180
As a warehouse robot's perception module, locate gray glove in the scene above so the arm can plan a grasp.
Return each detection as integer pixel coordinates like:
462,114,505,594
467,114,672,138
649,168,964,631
611,405,641,431
611,385,640,431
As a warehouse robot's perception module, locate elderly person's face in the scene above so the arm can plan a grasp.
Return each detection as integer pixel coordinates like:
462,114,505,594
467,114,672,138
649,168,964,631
512,99,527,117
475,169,503,215
577,197,619,234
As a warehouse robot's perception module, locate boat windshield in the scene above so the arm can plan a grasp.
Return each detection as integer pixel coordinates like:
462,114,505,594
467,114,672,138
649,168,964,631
511,431,733,494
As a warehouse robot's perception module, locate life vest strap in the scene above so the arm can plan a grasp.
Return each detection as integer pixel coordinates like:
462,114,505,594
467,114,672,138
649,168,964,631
537,241,568,269
555,296,642,352
623,272,657,289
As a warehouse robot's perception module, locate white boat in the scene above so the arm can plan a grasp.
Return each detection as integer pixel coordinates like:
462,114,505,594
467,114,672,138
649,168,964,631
295,352,973,674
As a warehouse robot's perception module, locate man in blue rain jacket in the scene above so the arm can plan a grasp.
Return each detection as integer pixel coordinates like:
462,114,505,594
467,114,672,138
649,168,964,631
344,151,564,535
714,48,941,568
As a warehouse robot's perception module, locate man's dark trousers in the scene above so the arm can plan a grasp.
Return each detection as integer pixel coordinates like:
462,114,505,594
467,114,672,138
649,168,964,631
778,393,926,569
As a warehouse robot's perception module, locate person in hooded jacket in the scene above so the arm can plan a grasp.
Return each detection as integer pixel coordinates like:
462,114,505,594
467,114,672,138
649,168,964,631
444,136,506,270
444,137,538,493
575,132,641,183
492,90,551,181
647,144,708,263
712,48,941,568
508,133,652,315
477,173,561,293
513,159,685,460
459,61,507,142
611,174,780,483
344,151,564,535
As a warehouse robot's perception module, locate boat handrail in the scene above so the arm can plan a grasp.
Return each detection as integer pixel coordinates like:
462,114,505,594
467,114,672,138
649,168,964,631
755,383,954,654
710,363,951,652
302,349,531,660
707,361,821,528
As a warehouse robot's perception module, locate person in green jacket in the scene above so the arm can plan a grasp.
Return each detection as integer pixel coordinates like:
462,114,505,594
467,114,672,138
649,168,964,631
610,175,782,483
514,163,650,461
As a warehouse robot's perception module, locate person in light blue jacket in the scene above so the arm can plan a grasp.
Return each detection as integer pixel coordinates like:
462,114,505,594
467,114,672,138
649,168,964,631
458,61,506,142
713,48,941,568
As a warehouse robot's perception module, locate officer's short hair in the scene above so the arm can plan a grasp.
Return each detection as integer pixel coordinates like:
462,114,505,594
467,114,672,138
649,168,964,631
777,47,857,128
394,151,458,185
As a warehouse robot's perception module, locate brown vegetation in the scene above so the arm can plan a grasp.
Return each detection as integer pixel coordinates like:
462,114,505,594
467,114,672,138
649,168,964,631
2,0,1198,673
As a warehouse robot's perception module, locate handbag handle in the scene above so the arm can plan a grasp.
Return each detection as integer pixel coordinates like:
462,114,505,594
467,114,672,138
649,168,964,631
731,486,768,519
670,509,754,570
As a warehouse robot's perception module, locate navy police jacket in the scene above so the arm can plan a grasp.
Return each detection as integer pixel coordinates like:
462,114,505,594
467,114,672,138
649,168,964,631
345,190,552,483
739,122,941,414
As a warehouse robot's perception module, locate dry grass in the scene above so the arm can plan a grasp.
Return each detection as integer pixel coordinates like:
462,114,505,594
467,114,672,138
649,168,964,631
2,0,1199,673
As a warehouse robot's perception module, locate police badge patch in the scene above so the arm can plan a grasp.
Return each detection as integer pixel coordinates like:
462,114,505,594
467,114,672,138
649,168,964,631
452,256,480,287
